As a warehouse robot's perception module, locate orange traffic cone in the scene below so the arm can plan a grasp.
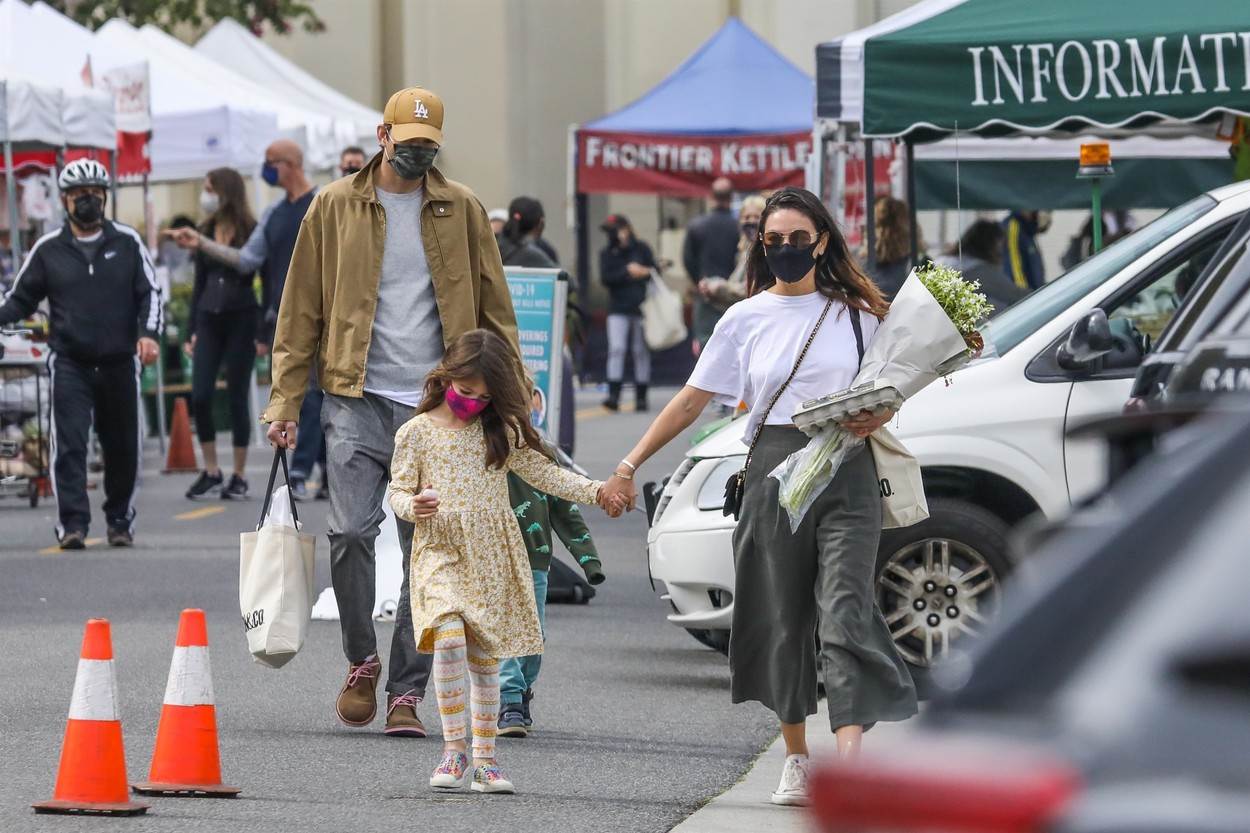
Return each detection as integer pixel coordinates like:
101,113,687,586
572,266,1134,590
163,397,198,474
132,609,240,798
33,619,150,816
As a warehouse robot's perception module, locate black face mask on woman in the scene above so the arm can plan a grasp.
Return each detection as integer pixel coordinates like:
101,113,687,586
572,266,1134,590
764,242,818,284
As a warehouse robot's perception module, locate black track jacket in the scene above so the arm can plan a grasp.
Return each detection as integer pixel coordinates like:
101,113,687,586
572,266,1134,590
0,220,162,363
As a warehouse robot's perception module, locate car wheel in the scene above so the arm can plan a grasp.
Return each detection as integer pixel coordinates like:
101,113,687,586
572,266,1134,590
685,628,730,655
875,497,1013,691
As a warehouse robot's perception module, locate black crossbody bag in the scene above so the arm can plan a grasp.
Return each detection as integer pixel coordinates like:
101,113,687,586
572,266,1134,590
721,302,865,519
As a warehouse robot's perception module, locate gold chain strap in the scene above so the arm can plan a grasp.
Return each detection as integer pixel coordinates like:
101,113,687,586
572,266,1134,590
742,298,833,473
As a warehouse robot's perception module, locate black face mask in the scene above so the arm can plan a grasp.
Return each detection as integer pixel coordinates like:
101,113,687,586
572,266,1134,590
764,242,818,284
70,194,105,228
387,142,438,180
740,222,758,240
341,165,362,176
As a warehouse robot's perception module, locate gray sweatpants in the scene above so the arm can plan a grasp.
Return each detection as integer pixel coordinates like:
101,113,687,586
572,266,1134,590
730,426,917,730
606,313,651,384
322,392,431,697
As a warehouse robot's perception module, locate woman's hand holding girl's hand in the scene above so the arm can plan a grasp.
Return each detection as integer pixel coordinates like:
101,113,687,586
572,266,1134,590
412,487,439,519
840,408,895,439
600,470,637,515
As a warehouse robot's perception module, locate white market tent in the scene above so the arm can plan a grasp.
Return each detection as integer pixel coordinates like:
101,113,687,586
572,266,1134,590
195,18,380,144
133,22,351,171
83,16,280,183
0,0,115,151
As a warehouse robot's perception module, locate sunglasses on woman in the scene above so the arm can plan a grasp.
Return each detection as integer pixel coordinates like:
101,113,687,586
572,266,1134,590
761,230,819,248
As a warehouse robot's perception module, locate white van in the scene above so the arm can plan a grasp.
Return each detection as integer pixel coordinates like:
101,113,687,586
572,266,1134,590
645,182,1250,679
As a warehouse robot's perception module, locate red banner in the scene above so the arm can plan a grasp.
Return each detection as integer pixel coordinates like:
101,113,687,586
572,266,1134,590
577,130,810,197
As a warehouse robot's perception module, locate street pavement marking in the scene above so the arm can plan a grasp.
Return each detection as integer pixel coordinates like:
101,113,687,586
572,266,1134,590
575,402,636,421
39,538,104,555
176,506,226,521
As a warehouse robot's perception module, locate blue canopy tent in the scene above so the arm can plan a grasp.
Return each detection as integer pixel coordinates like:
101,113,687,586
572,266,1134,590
572,18,815,297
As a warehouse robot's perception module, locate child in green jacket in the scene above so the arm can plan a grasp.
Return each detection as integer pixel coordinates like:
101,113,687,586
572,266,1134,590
498,470,603,737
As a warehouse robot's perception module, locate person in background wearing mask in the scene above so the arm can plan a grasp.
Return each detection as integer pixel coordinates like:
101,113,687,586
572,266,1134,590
339,145,367,178
0,159,163,550
1003,209,1050,292
262,86,523,738
700,194,765,317
683,177,741,354
182,168,263,501
488,208,508,237
495,196,580,454
164,139,328,500
599,214,657,412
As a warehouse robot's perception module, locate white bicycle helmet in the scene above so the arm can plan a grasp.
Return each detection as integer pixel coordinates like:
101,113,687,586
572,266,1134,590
58,158,110,190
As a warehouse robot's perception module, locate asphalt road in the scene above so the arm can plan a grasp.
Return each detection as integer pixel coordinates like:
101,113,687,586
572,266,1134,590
0,387,778,832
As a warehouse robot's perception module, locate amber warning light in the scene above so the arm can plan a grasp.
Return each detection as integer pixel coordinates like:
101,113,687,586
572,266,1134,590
1080,143,1111,167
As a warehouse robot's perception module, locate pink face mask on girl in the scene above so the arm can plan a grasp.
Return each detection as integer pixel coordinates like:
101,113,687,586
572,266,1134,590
445,385,489,420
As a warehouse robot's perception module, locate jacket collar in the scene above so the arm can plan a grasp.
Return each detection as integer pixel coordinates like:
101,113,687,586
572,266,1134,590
351,151,454,207
58,218,121,245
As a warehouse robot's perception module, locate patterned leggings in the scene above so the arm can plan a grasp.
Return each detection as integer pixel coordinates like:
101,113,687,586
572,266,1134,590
432,616,500,760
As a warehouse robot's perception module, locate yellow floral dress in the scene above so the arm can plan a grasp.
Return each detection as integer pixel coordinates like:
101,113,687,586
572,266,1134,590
388,413,602,658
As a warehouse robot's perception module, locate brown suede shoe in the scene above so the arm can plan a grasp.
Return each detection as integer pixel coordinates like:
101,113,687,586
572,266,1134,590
335,655,381,727
384,690,427,738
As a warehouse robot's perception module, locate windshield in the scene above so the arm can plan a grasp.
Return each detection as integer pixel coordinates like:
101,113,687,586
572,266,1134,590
981,195,1218,356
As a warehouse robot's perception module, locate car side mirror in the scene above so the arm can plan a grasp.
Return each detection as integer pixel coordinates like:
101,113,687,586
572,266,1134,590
1057,309,1114,370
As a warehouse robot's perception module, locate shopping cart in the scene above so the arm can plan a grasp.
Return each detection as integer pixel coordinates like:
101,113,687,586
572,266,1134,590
0,327,50,508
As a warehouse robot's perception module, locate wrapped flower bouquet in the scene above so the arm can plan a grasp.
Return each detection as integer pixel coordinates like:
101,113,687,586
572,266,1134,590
773,264,992,530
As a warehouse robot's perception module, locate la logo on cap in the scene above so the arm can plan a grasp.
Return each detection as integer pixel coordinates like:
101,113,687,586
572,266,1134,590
414,99,430,120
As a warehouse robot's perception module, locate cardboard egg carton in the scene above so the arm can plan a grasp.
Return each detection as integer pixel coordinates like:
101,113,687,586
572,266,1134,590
792,379,904,437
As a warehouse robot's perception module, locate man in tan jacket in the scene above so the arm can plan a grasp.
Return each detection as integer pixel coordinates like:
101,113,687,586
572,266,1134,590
263,86,520,737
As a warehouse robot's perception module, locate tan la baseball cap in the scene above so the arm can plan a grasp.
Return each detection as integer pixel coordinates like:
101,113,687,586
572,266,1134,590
383,87,444,145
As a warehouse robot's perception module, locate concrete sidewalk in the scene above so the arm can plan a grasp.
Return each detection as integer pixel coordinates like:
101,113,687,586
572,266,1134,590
671,703,912,833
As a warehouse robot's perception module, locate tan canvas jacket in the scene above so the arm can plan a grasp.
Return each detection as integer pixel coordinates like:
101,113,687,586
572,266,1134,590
262,153,519,423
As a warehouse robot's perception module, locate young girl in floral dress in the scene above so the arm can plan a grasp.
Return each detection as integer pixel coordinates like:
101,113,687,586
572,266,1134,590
388,329,616,795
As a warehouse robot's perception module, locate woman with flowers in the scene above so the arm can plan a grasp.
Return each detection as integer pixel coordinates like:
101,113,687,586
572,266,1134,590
600,188,917,807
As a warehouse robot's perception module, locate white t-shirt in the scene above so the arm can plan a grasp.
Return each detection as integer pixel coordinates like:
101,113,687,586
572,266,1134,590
687,290,877,441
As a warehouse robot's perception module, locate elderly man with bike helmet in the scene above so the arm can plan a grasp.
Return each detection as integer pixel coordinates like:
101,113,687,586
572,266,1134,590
0,159,163,550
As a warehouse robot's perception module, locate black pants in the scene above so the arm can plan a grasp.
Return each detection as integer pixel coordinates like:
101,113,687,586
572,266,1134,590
192,308,256,448
50,353,141,536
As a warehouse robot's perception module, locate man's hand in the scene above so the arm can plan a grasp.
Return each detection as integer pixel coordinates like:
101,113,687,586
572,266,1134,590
136,337,159,366
411,488,439,520
840,408,895,439
184,334,196,358
626,262,651,280
161,228,202,250
267,420,298,449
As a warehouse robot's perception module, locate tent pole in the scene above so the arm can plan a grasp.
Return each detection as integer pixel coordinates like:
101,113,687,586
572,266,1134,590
4,139,20,266
863,138,876,271
109,150,118,221
145,174,167,455
905,140,919,265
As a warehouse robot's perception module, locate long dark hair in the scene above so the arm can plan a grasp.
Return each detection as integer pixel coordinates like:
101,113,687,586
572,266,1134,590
746,187,889,318
502,196,543,245
415,329,546,470
203,167,256,246
874,196,913,265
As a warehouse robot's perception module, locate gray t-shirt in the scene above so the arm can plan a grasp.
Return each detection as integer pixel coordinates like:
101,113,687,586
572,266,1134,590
364,186,444,406
73,230,105,265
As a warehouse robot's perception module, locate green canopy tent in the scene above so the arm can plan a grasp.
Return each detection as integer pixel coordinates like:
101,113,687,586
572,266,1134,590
814,0,1250,257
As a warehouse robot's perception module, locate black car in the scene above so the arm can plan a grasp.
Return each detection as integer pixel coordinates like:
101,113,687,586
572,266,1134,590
807,405,1250,833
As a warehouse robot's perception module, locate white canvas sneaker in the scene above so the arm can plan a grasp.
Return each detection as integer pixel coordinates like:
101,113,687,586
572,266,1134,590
770,753,810,806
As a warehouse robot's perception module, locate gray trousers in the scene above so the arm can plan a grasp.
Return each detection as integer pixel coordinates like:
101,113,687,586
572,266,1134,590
322,392,431,697
730,426,917,730
606,313,651,384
